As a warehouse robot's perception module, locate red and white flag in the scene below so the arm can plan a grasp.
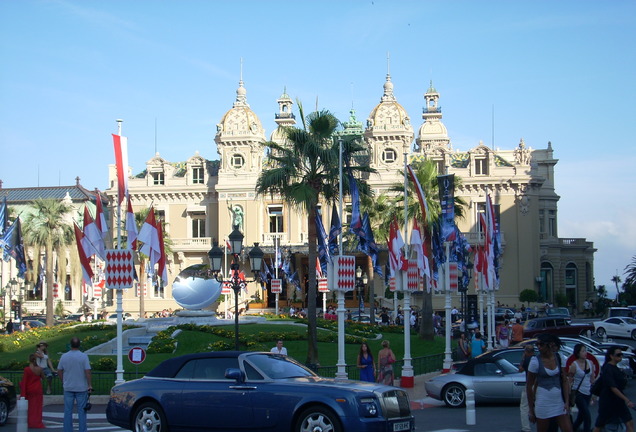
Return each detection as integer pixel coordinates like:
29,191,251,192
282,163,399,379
410,219,430,281
138,206,161,269
407,164,429,222
73,222,94,285
225,239,231,253
82,205,105,260
388,218,407,277
93,277,105,298
94,194,109,245
126,196,138,250
156,219,168,285
315,257,323,278
112,134,129,204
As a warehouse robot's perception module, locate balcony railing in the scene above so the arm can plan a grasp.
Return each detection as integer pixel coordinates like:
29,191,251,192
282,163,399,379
261,232,288,245
171,237,212,250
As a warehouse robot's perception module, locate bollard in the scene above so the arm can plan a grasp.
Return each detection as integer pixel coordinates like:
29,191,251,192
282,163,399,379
17,397,28,432
603,332,608,343
465,389,476,425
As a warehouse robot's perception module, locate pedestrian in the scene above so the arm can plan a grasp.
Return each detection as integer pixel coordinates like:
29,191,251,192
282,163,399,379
356,342,375,382
568,343,594,432
270,340,287,355
57,337,93,432
451,306,458,324
526,333,573,432
20,353,46,428
470,332,486,358
6,320,14,334
456,332,471,361
35,341,57,394
380,309,390,326
592,345,634,432
511,318,524,345
497,319,511,348
377,340,396,385
519,344,535,432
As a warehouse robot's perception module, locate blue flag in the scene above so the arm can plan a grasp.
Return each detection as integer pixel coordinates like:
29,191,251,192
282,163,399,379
0,196,7,235
328,206,341,256
315,212,330,276
363,213,383,276
347,169,365,238
1,217,27,277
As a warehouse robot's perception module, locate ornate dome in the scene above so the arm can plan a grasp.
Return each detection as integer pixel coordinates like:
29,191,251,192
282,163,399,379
418,119,449,139
366,73,412,132
216,79,265,138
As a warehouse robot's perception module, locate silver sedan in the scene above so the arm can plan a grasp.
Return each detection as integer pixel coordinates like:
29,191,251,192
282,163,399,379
424,358,525,408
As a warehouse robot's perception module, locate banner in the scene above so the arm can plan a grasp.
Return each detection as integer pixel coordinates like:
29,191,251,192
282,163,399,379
438,174,456,241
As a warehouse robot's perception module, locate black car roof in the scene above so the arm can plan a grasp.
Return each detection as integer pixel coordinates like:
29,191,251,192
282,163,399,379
147,351,245,378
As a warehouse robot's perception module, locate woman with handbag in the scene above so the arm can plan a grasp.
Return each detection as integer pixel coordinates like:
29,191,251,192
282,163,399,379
377,340,396,385
456,332,471,361
593,346,634,432
568,344,594,432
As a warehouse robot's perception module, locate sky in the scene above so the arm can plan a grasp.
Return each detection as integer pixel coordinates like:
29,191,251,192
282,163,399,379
1,0,634,290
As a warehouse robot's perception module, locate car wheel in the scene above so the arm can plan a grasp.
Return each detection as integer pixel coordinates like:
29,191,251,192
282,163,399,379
0,398,8,426
133,402,168,432
442,383,466,408
631,330,636,341
295,406,342,432
596,328,606,338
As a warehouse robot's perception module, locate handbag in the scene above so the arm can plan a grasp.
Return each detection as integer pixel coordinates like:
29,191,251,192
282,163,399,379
570,362,590,407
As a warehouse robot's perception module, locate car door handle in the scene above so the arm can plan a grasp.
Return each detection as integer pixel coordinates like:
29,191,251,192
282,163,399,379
513,382,526,386
229,385,257,390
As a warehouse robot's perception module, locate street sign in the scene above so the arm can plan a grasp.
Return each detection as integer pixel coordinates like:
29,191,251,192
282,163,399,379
128,347,146,365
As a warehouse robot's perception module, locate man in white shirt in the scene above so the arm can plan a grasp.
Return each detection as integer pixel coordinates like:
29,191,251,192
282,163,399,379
270,340,287,355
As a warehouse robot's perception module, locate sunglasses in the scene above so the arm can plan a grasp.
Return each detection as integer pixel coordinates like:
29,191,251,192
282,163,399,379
614,353,623,357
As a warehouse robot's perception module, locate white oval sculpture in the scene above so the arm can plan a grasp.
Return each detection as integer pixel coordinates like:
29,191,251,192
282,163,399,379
171,264,222,310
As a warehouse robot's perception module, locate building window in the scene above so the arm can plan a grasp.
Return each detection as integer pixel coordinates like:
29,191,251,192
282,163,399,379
565,263,577,287
192,214,206,238
548,210,557,237
231,154,245,169
192,167,204,184
153,172,165,185
475,157,488,175
382,148,397,163
476,203,486,236
268,206,283,233
433,159,445,175
539,209,545,233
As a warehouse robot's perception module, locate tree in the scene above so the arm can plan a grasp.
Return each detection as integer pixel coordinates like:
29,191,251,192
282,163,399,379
519,289,539,306
611,274,622,301
625,255,636,287
23,198,73,326
256,107,373,367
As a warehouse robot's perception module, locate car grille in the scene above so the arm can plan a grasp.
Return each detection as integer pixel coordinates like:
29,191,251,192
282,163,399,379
378,389,411,419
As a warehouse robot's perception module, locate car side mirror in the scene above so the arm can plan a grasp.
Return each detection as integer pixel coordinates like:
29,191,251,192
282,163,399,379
225,368,245,383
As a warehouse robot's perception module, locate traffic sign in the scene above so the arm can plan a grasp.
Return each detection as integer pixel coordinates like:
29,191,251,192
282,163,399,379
128,347,146,365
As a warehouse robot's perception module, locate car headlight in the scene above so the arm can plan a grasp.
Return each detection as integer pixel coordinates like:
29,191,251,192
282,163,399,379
360,397,379,417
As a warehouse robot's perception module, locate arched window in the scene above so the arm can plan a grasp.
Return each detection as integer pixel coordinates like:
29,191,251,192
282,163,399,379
565,263,577,287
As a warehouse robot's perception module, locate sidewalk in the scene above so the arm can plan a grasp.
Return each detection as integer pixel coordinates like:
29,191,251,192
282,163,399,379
397,371,444,410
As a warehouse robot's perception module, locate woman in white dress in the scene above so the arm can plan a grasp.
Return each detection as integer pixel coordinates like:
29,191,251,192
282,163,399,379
526,333,573,432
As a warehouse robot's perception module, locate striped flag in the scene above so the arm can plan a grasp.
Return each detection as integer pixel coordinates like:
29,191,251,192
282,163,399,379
407,164,429,222
73,222,94,285
112,134,129,204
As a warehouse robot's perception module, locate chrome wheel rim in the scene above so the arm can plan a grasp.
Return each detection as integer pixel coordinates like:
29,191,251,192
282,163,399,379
135,407,162,432
445,385,465,406
299,412,335,432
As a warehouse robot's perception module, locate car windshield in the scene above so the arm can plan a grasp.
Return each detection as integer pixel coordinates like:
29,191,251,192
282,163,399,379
246,354,316,379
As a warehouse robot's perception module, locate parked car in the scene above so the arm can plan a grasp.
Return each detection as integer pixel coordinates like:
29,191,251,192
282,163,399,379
425,356,525,407
604,307,634,319
522,317,593,339
22,319,46,329
0,375,17,426
106,351,415,432
494,308,515,322
594,317,636,340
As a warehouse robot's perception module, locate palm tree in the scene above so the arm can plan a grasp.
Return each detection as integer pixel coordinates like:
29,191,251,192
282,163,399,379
385,159,467,340
625,256,636,287
256,106,373,367
23,198,73,326
611,274,622,301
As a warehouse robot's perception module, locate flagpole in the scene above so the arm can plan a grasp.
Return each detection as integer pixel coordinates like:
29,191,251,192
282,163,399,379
114,119,125,384
224,238,228,319
335,137,347,380
401,153,414,387
443,241,452,372
275,236,279,315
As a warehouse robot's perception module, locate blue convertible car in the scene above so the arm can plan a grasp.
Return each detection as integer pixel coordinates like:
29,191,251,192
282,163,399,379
106,351,414,432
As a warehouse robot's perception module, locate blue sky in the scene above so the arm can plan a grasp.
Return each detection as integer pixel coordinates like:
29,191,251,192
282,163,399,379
1,0,634,290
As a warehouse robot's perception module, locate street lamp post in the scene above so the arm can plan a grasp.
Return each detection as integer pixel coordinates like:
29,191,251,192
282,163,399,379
9,278,18,325
208,226,264,351
355,266,368,322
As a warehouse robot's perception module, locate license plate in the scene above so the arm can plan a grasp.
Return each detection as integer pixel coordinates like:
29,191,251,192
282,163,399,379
393,421,411,431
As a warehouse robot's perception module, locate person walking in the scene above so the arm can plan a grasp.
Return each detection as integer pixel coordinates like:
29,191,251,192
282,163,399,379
519,344,535,432
496,319,511,348
270,340,287,355
510,318,524,345
35,341,57,394
20,353,46,428
568,344,594,432
57,337,92,432
527,333,572,432
592,345,634,432
456,332,471,361
377,340,396,385
470,332,486,358
356,342,375,382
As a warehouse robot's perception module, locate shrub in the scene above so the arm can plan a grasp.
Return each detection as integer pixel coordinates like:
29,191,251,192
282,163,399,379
92,357,116,371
